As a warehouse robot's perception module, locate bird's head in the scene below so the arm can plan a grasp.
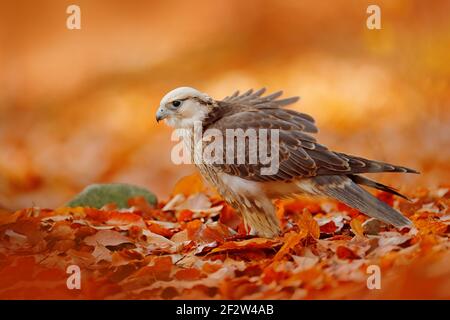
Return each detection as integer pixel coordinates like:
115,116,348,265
156,87,215,128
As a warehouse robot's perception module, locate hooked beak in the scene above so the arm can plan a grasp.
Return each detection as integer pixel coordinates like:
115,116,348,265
156,107,168,123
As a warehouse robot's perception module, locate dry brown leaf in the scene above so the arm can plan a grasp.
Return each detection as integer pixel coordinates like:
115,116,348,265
92,244,112,263
84,230,132,247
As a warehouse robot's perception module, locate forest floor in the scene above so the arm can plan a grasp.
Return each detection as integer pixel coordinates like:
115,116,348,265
0,174,449,299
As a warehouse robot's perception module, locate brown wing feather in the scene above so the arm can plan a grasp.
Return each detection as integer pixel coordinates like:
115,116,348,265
222,88,302,111
204,89,417,182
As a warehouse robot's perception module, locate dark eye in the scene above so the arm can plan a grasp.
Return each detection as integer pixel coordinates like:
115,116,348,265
172,100,182,108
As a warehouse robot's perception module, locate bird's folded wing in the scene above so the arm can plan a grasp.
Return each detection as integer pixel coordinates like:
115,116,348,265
204,106,350,182
203,89,417,182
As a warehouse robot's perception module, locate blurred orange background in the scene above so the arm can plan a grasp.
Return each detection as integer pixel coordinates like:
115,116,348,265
0,0,449,210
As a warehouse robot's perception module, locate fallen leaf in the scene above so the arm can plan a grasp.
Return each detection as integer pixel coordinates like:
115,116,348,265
376,231,412,248
177,209,193,222
273,230,307,261
85,209,145,228
174,268,203,281
176,193,211,211
296,209,320,239
350,218,365,237
172,173,205,197
84,230,132,247
210,238,280,254
92,244,112,263
147,221,176,237
336,246,360,260
317,214,346,234
219,205,242,230
319,221,338,234
292,255,320,272
192,222,236,244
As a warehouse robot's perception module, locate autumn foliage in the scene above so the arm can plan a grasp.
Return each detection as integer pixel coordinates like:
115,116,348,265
0,174,449,300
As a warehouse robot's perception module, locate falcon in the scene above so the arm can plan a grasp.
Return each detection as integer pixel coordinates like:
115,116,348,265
156,87,418,237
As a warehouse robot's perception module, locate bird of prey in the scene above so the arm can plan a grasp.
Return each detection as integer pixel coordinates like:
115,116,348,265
156,87,418,238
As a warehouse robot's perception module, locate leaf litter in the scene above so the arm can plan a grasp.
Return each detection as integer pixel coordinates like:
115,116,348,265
0,175,449,299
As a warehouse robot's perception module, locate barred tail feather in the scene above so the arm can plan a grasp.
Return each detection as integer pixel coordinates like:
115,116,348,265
348,174,410,200
337,153,420,174
312,175,412,228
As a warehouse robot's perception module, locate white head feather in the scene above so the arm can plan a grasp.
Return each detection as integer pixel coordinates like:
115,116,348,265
160,87,211,106
156,87,213,128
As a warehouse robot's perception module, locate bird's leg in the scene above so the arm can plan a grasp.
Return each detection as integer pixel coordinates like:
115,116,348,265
240,198,281,238
239,211,255,235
